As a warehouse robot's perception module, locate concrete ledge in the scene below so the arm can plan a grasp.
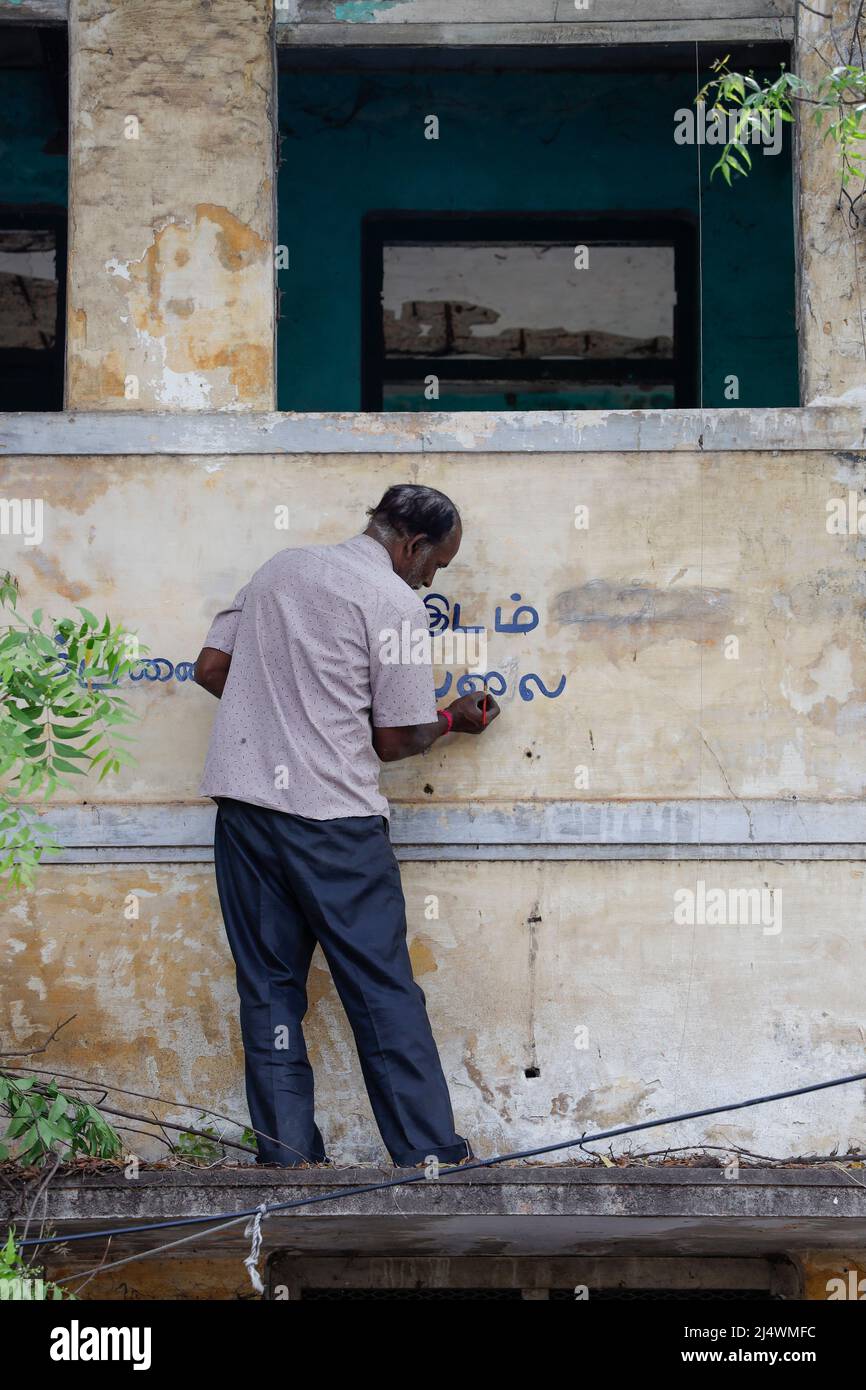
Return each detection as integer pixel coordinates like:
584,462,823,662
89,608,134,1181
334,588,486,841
2,407,866,456
5,1166,864,1259
24,799,866,862
278,21,795,46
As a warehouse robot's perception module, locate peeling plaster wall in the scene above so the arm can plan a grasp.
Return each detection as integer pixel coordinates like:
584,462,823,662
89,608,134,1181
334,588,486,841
2,448,866,803
3,859,865,1162
66,0,276,411
2,446,866,1160
3,0,866,1176
797,0,866,404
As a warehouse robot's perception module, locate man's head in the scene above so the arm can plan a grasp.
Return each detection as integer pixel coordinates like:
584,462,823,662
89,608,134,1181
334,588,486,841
365,484,462,590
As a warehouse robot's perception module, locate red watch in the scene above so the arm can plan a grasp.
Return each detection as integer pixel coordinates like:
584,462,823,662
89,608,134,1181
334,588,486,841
438,708,454,734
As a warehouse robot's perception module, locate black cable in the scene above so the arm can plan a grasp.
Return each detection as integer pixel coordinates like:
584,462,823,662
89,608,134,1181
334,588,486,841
14,1066,866,1251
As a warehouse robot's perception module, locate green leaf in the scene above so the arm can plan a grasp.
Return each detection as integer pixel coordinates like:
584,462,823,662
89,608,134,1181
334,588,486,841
47,1093,67,1126
49,759,85,775
50,720,96,739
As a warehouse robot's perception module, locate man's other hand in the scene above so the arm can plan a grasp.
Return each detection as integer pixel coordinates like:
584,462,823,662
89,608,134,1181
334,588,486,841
195,647,232,698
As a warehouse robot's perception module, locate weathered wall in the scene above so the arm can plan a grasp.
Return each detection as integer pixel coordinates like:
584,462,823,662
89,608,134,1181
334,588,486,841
277,0,795,46
2,446,865,804
797,0,866,404
3,0,866,1185
2,442,866,1162
65,0,276,410
4,858,866,1163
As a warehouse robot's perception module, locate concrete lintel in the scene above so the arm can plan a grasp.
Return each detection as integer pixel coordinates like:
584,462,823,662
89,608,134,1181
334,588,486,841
6,1165,864,1260
23,800,866,863
0,1,797,40
2,406,866,456
277,20,794,46
0,0,66,21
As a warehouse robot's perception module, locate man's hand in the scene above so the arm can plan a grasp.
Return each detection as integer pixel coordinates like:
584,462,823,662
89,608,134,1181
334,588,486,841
373,691,500,763
448,691,501,734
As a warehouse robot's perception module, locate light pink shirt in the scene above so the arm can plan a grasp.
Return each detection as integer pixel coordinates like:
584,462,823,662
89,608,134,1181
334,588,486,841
199,534,437,820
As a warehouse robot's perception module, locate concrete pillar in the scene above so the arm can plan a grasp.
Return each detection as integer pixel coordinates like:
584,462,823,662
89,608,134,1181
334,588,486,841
796,0,866,404
66,0,276,411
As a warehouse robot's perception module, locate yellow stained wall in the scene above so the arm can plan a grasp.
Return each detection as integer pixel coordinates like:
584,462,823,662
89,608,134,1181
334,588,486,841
3,859,865,1162
797,0,866,405
1,448,865,803
66,0,276,411
2,443,866,1159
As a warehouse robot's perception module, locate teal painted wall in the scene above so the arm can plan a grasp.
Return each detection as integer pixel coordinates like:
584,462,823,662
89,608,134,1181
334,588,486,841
277,67,798,412
0,68,67,206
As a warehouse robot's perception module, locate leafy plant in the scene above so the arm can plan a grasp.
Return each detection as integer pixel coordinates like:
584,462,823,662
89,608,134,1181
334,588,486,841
697,60,804,187
0,572,144,889
698,52,866,194
0,1074,122,1166
0,1230,74,1301
172,1116,225,1163
696,0,866,223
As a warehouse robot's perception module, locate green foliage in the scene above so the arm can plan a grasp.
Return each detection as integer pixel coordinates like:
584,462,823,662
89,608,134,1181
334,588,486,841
172,1116,225,1163
0,1073,123,1167
699,52,866,192
0,1230,74,1301
814,62,866,188
0,572,144,890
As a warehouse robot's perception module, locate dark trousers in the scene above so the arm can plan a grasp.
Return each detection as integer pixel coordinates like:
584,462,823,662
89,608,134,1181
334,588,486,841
213,796,471,1168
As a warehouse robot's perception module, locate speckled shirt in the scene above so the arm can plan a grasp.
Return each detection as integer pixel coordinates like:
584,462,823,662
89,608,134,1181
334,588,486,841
199,533,437,820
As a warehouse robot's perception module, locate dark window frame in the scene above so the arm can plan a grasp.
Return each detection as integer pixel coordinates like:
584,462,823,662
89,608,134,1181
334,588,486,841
361,211,700,411
0,205,67,411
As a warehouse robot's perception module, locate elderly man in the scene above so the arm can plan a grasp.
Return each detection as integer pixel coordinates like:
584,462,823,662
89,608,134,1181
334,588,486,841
195,484,500,1168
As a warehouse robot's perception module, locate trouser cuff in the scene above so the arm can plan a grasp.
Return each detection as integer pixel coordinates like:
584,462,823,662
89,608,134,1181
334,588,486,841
391,1137,473,1168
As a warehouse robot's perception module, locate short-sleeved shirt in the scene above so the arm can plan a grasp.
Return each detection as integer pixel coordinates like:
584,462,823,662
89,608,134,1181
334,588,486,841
199,533,437,820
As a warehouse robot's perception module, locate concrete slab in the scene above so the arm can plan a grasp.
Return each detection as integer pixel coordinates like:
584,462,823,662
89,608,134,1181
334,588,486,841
6,1165,866,1259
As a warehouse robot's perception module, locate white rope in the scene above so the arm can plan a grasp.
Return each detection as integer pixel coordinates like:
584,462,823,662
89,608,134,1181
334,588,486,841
243,1202,268,1296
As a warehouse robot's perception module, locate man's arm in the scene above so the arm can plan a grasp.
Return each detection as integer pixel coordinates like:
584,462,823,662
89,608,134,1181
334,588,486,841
195,581,250,697
373,692,499,763
194,646,232,699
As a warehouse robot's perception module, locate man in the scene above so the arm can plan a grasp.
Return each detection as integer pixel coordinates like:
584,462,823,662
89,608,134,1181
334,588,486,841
195,484,500,1168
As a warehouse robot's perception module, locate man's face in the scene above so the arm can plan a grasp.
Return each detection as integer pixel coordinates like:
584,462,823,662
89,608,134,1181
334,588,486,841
398,523,462,591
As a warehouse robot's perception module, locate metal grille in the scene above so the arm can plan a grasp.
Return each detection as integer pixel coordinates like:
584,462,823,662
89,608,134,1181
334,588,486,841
301,1286,771,1301
550,1288,772,1301
300,1287,523,1300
